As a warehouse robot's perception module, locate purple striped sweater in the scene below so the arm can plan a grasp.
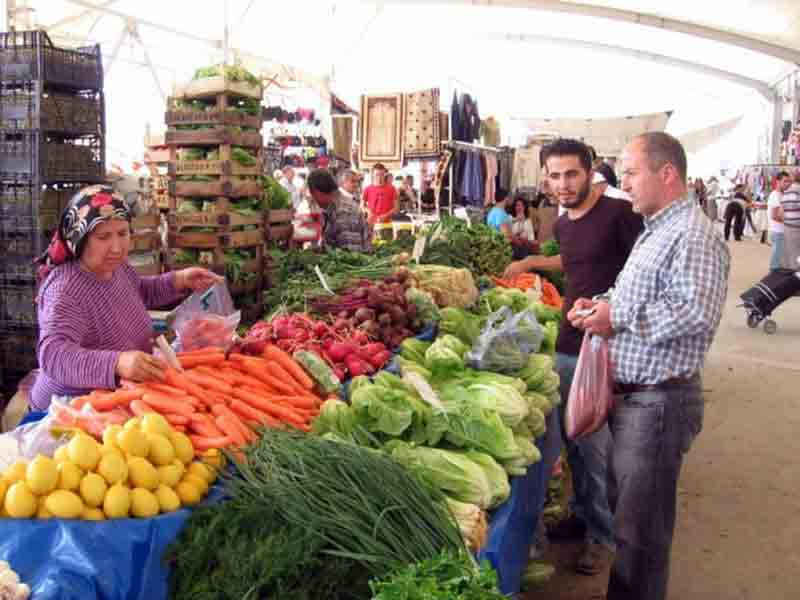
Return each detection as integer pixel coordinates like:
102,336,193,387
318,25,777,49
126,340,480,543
29,262,184,410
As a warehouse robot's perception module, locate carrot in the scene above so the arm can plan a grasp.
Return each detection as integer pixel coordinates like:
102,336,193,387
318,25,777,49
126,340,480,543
179,353,226,369
188,434,232,451
129,399,152,417
145,382,188,396
195,365,238,386
223,369,277,392
188,414,225,438
209,403,253,440
232,388,307,427
264,361,309,396
71,396,90,410
88,394,126,412
165,368,209,402
262,346,314,390
275,395,317,410
228,398,278,427
214,415,247,446
245,364,296,395
173,425,187,433
163,413,190,426
141,392,195,418
176,347,225,358
183,370,234,394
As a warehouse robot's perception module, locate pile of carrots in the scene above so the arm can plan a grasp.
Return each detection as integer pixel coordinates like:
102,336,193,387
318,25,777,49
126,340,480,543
491,273,563,310
69,345,326,455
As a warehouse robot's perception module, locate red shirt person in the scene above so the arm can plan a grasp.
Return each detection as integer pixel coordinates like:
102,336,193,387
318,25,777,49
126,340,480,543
362,164,398,224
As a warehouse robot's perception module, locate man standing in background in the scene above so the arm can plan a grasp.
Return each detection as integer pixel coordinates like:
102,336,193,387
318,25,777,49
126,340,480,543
362,163,398,225
280,166,303,211
768,171,791,271
779,171,800,270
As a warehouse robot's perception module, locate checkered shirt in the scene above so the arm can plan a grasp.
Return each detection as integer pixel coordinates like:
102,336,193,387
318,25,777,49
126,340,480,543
609,197,730,384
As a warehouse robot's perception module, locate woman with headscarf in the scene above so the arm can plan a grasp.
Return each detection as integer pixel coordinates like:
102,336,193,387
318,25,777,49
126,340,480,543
30,185,221,410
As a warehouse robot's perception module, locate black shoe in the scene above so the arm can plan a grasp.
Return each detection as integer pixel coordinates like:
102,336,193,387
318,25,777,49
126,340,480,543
575,541,609,576
547,515,587,540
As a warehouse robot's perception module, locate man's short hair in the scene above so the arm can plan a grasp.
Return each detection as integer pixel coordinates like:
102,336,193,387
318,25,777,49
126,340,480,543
307,169,338,194
405,174,414,185
338,169,358,184
635,132,688,182
496,188,509,202
372,163,386,172
540,138,593,172
595,162,618,188
777,170,791,180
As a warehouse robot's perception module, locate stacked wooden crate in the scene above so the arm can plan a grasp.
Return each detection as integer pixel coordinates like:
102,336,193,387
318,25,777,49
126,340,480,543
164,73,265,321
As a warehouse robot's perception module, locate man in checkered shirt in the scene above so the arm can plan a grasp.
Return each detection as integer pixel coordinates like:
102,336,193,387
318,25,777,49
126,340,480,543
569,132,730,600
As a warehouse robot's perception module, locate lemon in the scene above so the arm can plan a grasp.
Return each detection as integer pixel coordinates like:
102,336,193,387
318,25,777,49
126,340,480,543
141,413,172,437
100,443,124,459
175,481,202,507
2,461,29,485
68,434,100,471
5,482,37,518
124,417,142,431
146,433,176,466
79,473,108,508
127,457,159,490
200,448,225,471
170,432,195,465
118,428,149,458
45,490,84,519
183,473,208,496
102,425,123,449
36,498,53,519
53,445,70,463
56,461,83,492
97,452,128,485
103,484,131,519
188,461,216,485
155,484,181,513
26,455,59,495
156,463,183,488
0,480,7,507
82,507,106,521
130,488,160,518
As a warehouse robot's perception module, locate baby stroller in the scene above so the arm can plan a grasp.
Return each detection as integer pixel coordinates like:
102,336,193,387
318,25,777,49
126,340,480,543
740,269,800,334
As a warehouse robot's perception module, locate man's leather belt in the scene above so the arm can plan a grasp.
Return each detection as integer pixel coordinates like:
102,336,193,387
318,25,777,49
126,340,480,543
613,377,694,395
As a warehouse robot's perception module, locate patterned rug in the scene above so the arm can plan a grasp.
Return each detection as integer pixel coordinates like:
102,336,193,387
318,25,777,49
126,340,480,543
403,88,441,159
359,93,404,165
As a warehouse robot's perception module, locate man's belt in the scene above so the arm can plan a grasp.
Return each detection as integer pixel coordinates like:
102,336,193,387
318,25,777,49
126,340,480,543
613,376,695,395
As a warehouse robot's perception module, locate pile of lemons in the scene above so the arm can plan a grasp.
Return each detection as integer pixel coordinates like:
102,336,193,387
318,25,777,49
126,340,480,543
0,413,222,520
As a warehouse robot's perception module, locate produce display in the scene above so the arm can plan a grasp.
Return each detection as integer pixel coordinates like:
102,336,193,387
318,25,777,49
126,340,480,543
419,218,513,277
0,413,219,520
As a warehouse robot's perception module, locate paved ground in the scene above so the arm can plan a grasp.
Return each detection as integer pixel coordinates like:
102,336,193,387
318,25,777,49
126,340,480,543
524,236,800,600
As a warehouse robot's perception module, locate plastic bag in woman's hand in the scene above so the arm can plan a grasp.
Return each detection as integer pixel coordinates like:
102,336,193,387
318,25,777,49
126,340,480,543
467,306,544,373
171,282,240,352
565,333,614,440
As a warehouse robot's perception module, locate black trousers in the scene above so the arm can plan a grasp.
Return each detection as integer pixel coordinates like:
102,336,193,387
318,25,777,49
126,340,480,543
724,203,744,241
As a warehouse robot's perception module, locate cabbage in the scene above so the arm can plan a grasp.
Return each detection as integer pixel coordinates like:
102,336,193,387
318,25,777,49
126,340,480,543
312,398,355,437
349,375,372,395
439,307,483,346
350,386,415,437
536,371,561,397
446,498,489,552
479,287,532,315
501,436,542,477
531,301,563,324
518,354,555,391
467,382,529,427
400,338,431,365
388,442,494,509
425,334,468,375
525,406,547,439
397,356,433,380
526,392,553,418
540,321,559,355
463,450,511,508
466,370,527,394
441,403,522,462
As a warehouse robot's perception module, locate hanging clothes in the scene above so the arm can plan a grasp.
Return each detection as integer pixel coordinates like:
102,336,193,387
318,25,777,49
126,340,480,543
460,151,484,206
484,153,498,206
481,117,501,147
451,91,462,143
512,146,542,193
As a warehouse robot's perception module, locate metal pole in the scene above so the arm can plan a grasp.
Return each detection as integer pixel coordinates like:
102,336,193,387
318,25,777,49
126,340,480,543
223,0,230,65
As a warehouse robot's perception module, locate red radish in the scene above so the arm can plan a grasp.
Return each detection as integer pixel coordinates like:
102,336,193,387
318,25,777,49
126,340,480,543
345,354,374,377
326,341,356,363
368,350,393,369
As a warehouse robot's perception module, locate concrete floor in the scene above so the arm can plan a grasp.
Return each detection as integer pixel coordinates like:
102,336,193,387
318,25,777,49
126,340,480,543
524,237,800,600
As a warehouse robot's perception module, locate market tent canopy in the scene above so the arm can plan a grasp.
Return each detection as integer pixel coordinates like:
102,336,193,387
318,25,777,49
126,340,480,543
6,0,799,168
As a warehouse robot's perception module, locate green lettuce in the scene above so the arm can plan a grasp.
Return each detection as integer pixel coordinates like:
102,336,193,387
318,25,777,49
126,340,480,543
400,338,431,366
467,382,529,427
425,334,468,375
312,398,354,437
463,450,511,508
439,307,483,346
350,385,415,437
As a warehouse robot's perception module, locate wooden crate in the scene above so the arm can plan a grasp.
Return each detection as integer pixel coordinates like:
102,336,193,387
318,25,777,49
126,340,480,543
165,108,262,129
165,128,262,148
171,158,264,178
169,211,263,230
171,179,262,199
173,77,263,101
130,230,160,252
131,213,160,230
268,224,293,242
168,227,264,250
267,209,292,225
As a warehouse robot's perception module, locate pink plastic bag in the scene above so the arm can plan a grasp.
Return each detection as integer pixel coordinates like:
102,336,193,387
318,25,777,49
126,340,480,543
565,333,615,440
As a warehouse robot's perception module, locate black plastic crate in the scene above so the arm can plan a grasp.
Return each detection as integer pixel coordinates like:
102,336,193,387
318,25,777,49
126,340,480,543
0,254,38,285
0,226,49,257
0,82,105,137
0,283,38,329
0,325,38,375
0,130,104,183
0,31,103,91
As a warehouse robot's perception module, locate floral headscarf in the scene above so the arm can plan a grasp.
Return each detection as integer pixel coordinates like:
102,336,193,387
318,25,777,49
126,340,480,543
38,185,131,279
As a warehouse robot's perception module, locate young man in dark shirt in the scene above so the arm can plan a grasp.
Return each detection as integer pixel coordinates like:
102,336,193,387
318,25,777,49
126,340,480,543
505,138,643,575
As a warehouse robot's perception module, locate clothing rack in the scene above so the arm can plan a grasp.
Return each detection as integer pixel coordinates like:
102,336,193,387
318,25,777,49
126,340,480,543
443,140,504,215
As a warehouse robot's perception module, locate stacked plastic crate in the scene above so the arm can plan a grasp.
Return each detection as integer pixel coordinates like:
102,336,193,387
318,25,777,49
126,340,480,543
0,30,104,391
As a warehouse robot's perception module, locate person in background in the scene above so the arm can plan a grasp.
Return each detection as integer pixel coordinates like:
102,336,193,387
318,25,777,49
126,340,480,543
338,169,361,205
30,186,221,410
510,196,536,259
694,177,707,209
571,132,729,600
724,185,746,241
280,166,303,211
399,175,419,213
504,139,643,576
362,163,399,226
767,172,791,269
593,163,630,201
486,188,513,240
779,170,800,270
705,176,720,222
308,169,371,252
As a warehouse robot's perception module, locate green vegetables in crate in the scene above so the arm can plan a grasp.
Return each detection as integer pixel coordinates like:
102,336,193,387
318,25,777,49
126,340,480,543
231,147,257,167
260,175,291,210
193,64,260,86
223,250,256,284
229,196,263,216
420,217,512,276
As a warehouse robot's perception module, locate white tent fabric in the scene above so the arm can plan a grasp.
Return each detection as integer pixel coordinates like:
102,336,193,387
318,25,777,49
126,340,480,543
5,0,799,171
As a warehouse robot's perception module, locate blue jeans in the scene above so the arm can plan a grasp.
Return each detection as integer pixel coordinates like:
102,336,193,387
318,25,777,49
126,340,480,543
557,353,616,550
606,379,704,600
770,232,784,271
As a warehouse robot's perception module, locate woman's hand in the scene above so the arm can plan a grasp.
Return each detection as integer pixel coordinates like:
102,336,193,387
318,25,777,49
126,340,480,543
176,267,224,293
116,351,167,382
